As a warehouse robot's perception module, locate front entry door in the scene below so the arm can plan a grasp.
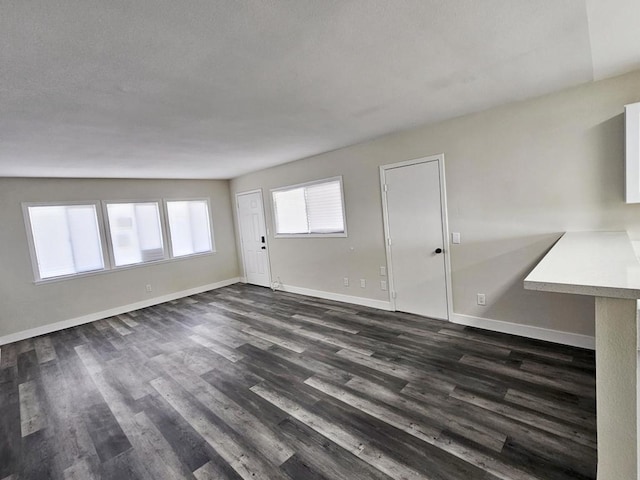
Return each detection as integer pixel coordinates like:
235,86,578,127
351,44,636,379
236,190,271,287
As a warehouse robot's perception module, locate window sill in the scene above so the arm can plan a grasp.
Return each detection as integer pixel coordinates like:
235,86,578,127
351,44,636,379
34,250,216,285
274,233,348,238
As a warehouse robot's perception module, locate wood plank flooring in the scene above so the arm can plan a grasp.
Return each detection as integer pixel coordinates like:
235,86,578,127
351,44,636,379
0,284,597,479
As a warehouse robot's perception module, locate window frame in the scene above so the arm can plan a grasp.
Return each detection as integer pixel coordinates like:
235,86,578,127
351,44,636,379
163,197,216,258
22,200,110,283
102,199,169,269
270,176,348,238
23,196,218,284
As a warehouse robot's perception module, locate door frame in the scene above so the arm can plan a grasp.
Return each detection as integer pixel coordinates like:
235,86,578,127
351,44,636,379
235,188,273,287
379,154,453,321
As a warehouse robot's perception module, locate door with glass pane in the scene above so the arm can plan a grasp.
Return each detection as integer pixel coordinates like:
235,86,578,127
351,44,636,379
236,190,272,287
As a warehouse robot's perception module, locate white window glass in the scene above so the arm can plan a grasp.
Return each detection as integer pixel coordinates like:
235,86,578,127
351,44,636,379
106,202,165,266
27,204,104,279
272,177,346,236
166,200,214,257
273,188,308,234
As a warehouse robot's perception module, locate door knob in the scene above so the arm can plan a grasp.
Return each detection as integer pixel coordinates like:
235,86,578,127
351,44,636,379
261,246,266,250
434,248,443,254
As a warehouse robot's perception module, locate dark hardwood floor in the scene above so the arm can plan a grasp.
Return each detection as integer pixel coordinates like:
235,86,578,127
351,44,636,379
0,284,597,479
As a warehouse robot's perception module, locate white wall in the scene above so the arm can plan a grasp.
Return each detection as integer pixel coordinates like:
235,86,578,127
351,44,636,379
0,178,239,340
231,69,640,338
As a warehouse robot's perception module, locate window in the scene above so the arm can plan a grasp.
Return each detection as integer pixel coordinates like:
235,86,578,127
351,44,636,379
166,200,214,257
105,202,165,266
271,177,346,236
24,203,105,280
23,197,215,282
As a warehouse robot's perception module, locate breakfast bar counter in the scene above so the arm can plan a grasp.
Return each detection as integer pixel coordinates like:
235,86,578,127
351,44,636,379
525,231,640,480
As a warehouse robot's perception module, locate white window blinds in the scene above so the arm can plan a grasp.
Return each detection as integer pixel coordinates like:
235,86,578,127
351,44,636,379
106,202,165,266
166,200,214,257
272,177,346,236
27,204,105,279
24,197,218,282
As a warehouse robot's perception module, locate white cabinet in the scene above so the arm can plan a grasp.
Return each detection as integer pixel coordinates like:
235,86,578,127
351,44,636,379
625,101,640,203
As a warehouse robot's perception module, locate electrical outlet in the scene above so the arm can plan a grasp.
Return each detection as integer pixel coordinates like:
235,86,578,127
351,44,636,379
380,266,386,276
477,293,486,306
146,284,152,293
343,277,349,287
380,280,387,291
360,279,366,288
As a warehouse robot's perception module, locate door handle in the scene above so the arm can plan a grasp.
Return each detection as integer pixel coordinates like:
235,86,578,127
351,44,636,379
261,236,265,243
434,248,443,254
261,246,266,250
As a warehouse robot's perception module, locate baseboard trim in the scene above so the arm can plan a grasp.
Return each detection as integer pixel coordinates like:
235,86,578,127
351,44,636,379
278,284,393,311
274,286,593,349
1,279,594,350
450,313,595,350
0,277,241,346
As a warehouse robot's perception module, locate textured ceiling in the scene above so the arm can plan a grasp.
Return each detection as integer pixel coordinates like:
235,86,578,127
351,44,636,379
1,0,639,179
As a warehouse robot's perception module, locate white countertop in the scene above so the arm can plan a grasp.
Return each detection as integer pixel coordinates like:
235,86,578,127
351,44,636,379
524,231,640,299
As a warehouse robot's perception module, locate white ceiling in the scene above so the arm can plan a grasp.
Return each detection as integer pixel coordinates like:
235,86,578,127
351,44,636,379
1,0,639,179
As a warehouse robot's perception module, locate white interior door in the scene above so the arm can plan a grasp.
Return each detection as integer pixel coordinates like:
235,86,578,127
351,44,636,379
237,190,271,288
382,157,449,320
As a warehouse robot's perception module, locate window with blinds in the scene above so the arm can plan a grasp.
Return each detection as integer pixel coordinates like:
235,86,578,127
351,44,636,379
25,203,106,280
166,200,214,257
105,202,166,266
23,197,217,282
272,177,347,236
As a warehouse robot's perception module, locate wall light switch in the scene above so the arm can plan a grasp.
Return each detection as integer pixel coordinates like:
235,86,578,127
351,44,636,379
380,266,386,276
452,232,461,244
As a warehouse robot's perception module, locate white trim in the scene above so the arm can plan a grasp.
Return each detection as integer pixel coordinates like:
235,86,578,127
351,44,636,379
22,201,110,282
379,169,396,309
278,284,392,311
33,250,216,285
0,278,240,346
625,102,640,203
270,175,348,238
273,232,347,239
450,313,595,350
271,175,345,195
438,158,454,322
163,197,216,257
103,199,169,267
23,197,219,284
379,154,453,320
236,189,273,288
